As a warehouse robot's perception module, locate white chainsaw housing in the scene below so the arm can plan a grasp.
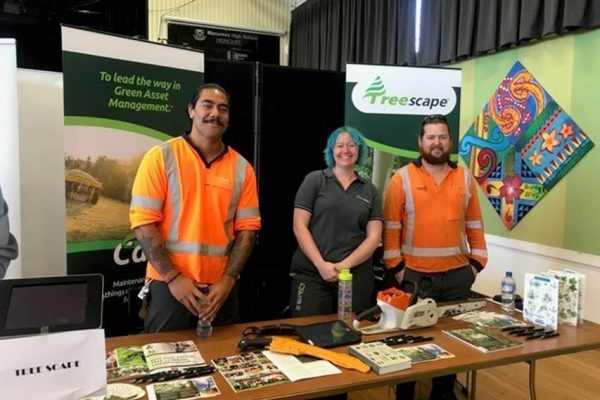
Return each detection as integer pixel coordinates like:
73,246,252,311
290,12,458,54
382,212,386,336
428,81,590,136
355,297,439,334
399,298,439,329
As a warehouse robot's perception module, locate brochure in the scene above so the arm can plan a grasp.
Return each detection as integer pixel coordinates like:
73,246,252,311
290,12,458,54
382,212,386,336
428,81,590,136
395,343,455,364
212,351,289,393
443,327,522,353
146,376,220,400
453,311,525,328
546,269,580,326
262,351,342,381
563,268,586,323
523,273,560,330
107,341,205,382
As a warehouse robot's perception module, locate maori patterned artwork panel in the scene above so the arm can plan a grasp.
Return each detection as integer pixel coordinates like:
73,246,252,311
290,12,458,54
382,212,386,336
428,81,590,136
459,61,594,230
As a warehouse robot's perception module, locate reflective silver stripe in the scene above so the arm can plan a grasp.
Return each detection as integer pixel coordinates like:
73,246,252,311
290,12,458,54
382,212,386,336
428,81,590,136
384,221,402,229
401,245,463,257
131,195,163,210
460,170,472,254
463,169,471,209
383,249,402,260
224,155,249,247
236,207,260,219
162,144,182,243
459,230,469,255
466,220,482,229
399,167,416,249
471,248,488,258
166,241,229,256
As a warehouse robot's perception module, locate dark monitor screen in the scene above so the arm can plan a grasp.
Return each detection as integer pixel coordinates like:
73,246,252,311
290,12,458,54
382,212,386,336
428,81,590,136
0,275,103,337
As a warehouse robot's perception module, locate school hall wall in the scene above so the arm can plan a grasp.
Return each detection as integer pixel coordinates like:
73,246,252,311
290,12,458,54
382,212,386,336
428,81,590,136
147,0,291,65
453,29,600,323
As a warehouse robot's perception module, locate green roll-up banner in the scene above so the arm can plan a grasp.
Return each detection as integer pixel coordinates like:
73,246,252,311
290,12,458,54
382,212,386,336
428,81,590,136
61,26,204,336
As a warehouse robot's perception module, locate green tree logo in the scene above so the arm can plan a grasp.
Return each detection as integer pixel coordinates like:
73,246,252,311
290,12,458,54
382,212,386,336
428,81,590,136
362,76,386,103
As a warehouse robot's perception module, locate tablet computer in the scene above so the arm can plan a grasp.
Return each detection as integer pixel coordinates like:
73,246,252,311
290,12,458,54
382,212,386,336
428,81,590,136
0,274,103,337
296,320,361,348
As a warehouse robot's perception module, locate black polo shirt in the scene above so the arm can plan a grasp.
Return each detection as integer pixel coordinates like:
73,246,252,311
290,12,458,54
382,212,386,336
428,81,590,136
290,168,383,279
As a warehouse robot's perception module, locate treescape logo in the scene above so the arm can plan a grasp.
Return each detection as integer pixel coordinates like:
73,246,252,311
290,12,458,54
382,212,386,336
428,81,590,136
362,76,449,109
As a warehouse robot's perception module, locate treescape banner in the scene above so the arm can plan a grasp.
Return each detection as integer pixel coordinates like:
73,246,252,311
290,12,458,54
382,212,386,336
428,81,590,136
345,64,461,158
61,26,205,336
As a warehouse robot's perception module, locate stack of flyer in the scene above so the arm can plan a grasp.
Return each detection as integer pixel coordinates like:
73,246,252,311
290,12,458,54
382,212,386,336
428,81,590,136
523,268,586,329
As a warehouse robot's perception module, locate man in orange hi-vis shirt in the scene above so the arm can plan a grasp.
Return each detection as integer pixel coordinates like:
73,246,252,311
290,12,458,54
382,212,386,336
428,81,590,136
130,83,260,332
383,114,487,400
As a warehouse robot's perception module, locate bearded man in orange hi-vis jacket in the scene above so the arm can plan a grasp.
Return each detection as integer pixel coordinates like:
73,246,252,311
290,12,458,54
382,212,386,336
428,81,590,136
383,114,487,400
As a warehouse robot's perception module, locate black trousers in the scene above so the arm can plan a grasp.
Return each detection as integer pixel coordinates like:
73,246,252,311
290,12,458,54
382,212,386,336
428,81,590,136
396,266,475,400
144,280,239,333
289,266,375,317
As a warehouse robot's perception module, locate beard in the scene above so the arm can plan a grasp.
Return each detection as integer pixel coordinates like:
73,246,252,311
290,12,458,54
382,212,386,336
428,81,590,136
420,148,450,165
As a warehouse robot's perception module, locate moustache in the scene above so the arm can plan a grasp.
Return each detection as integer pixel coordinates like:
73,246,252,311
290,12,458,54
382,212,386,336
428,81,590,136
203,117,224,126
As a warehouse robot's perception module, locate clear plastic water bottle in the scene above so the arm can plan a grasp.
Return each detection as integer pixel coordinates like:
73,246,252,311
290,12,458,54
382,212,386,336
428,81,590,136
196,286,212,337
196,318,213,337
501,271,516,314
337,269,353,323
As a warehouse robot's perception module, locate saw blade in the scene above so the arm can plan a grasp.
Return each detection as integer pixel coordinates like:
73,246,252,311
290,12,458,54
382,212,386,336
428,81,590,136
436,299,487,318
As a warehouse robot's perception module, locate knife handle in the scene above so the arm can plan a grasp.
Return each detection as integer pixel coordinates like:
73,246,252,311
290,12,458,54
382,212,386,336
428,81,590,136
237,336,273,350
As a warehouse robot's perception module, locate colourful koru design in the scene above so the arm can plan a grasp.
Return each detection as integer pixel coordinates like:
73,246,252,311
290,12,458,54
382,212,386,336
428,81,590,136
459,61,594,229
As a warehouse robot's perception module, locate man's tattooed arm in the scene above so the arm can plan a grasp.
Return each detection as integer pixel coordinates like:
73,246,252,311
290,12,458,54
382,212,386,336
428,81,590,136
134,224,179,282
224,230,257,279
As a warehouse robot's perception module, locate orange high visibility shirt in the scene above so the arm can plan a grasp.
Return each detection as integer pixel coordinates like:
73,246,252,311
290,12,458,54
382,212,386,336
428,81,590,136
383,161,487,273
129,136,261,284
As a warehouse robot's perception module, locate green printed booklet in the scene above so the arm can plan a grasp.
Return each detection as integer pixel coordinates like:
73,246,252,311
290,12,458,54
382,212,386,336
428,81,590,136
107,340,205,381
443,327,522,353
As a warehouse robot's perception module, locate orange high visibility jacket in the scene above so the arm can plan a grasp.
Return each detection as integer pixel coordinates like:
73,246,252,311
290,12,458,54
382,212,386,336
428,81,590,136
129,136,261,284
383,161,487,273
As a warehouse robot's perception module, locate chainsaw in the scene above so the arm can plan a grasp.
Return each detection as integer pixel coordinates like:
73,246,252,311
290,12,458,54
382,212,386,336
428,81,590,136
352,279,487,335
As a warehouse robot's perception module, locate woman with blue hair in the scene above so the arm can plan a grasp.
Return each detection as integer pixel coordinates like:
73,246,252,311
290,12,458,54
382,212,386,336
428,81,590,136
289,126,383,318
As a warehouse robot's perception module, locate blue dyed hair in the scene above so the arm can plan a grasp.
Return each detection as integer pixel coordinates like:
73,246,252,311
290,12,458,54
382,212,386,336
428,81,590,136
323,126,368,168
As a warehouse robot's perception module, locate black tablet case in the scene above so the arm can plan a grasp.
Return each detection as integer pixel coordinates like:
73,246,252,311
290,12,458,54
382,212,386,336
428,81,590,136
296,320,361,348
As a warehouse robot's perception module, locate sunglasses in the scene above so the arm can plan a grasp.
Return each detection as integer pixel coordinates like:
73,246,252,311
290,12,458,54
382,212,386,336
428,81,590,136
422,114,448,122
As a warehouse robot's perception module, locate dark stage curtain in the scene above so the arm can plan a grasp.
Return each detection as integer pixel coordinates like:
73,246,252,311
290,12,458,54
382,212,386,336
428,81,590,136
289,0,416,70
291,0,600,69
418,0,600,66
